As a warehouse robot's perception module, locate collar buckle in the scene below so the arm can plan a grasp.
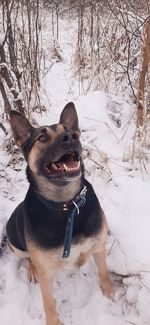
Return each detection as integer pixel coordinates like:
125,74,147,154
63,204,68,211
79,185,87,198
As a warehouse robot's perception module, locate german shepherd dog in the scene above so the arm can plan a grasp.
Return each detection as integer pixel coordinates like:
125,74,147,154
6,102,113,325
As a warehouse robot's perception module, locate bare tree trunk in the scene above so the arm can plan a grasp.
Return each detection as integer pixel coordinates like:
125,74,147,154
0,45,25,115
90,0,94,64
52,4,55,41
137,18,150,126
56,1,59,40
0,0,42,119
0,81,11,117
78,2,84,68
34,0,40,88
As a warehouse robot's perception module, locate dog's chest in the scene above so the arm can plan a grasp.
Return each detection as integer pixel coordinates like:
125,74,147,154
62,237,96,267
31,236,98,275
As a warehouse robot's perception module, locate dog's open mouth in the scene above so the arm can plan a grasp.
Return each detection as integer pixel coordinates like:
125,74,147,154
44,151,81,177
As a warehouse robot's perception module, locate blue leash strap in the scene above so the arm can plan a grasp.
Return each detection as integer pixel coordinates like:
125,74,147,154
62,188,87,259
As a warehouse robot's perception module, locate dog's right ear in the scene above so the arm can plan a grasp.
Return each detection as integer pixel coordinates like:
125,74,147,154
59,102,79,130
10,111,34,147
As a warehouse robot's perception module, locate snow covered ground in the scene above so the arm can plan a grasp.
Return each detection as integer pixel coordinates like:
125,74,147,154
0,60,150,325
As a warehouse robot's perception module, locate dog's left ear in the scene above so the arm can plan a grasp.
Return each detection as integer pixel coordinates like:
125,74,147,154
10,110,34,147
59,102,79,130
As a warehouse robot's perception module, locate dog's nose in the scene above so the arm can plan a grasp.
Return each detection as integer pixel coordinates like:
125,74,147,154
60,131,78,144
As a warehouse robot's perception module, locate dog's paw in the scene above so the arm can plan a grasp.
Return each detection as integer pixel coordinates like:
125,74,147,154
46,318,62,325
100,278,114,299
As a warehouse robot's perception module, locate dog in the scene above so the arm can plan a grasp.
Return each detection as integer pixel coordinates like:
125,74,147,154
6,102,113,325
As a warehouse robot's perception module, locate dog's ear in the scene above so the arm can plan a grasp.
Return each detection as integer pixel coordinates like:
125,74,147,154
59,102,79,130
10,111,34,147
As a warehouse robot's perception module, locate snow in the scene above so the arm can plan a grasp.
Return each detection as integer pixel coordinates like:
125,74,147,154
1,22,150,325
0,33,5,45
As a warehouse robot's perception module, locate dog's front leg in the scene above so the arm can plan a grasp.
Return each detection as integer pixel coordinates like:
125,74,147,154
93,248,113,299
37,270,61,325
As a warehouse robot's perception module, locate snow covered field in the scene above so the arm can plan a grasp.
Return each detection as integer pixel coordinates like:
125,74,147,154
0,30,150,325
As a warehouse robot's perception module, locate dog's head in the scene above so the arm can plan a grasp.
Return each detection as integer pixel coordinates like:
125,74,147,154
10,103,84,187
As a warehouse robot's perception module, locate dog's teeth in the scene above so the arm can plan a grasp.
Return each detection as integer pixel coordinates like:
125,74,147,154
63,164,68,171
62,162,80,172
52,163,58,170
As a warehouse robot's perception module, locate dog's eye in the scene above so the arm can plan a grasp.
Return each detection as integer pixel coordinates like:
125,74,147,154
72,133,78,140
38,135,47,143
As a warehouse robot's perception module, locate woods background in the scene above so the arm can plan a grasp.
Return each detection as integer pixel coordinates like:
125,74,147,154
0,0,149,146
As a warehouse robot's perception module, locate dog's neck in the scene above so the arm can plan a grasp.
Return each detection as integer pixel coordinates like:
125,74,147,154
35,175,82,202
27,168,83,202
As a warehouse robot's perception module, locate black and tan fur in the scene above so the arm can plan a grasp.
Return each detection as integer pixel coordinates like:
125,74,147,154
6,102,113,325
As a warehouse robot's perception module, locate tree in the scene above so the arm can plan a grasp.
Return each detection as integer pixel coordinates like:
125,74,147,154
0,0,41,119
